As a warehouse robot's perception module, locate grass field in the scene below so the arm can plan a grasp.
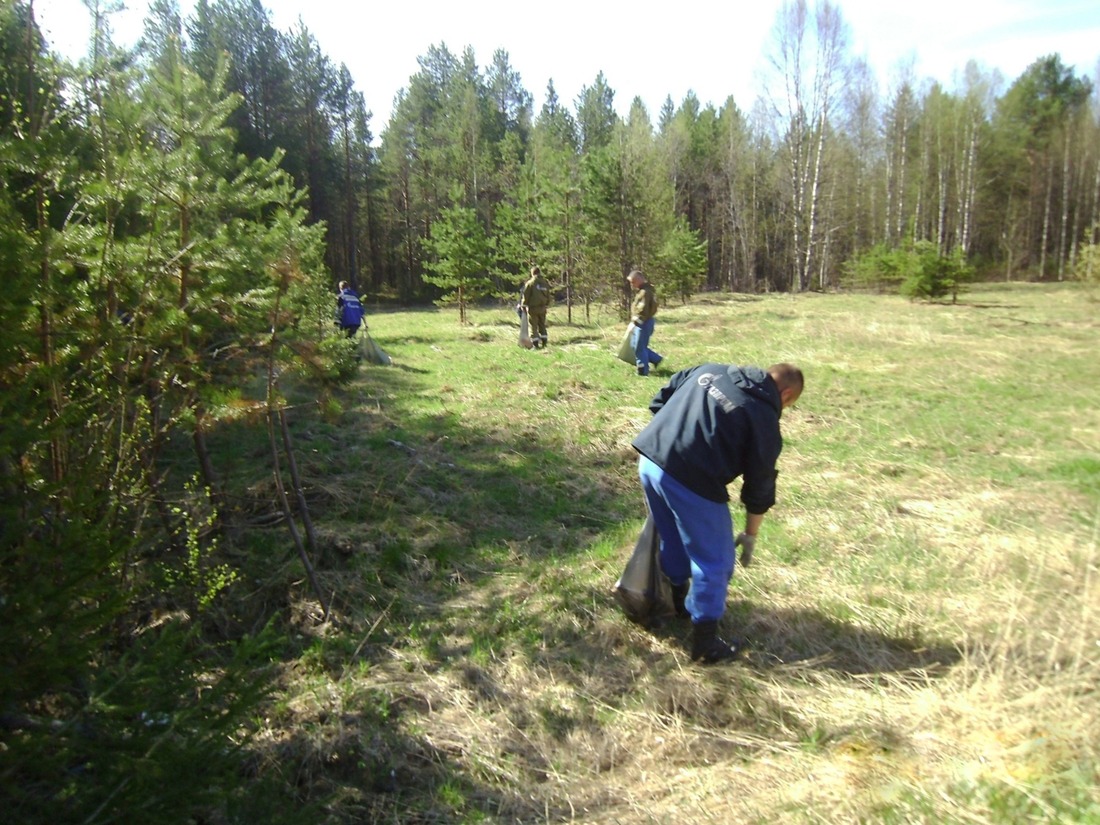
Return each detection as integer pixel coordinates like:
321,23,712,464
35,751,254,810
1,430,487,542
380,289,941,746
236,282,1099,823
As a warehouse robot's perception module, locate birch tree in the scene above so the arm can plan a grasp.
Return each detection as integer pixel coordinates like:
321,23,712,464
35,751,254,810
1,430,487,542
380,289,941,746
882,64,920,247
835,56,882,257
761,0,851,291
955,62,997,258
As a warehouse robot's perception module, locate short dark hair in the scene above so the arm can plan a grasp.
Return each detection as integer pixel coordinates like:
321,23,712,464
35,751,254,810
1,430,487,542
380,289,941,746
531,266,541,277
768,363,804,396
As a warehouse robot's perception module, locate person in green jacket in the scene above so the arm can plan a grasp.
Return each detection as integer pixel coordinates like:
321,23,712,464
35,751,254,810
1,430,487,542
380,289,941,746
628,269,663,375
521,266,552,349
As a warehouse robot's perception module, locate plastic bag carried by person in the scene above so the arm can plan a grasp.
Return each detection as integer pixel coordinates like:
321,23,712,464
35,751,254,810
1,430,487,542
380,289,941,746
614,513,675,626
359,329,392,365
616,323,636,364
518,305,533,349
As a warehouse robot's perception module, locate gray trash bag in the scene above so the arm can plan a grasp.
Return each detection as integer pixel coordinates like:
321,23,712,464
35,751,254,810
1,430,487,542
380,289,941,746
614,513,675,625
360,330,392,365
616,323,636,364
518,308,533,349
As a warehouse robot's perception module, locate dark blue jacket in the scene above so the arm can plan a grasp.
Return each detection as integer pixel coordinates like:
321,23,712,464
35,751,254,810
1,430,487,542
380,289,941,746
337,288,364,327
631,364,784,510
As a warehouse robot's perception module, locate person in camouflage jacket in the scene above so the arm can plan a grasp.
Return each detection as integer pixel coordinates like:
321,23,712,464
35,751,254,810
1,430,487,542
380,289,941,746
521,266,552,349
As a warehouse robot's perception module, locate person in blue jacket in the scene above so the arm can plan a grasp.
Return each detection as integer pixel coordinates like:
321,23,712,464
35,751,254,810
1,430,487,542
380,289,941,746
631,362,804,663
336,280,365,338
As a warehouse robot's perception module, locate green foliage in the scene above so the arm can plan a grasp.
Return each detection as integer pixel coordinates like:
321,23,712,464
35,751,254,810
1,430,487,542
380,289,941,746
996,55,1093,153
578,144,625,305
1,616,290,824
0,8,332,822
162,479,240,610
1072,226,1100,284
491,195,539,293
575,71,617,152
659,217,708,303
318,331,362,381
844,242,974,301
8,0,1100,815
898,242,974,301
841,243,908,291
1049,455,1100,499
36,0,1100,301
0,447,294,822
421,188,495,323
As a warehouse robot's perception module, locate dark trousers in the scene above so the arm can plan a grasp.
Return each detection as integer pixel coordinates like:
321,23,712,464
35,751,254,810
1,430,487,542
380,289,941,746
528,309,548,343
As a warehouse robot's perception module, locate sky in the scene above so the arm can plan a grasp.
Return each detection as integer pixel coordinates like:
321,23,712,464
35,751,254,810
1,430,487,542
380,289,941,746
33,0,1100,133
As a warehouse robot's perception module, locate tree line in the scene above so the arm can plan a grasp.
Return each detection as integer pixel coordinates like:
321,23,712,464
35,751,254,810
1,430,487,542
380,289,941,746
54,0,1099,309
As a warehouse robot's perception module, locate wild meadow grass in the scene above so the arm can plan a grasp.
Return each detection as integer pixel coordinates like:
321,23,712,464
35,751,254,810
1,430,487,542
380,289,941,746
235,283,1099,823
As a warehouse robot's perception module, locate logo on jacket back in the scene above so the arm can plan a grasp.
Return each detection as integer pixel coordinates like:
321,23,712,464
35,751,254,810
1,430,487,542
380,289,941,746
697,373,736,413
340,293,364,326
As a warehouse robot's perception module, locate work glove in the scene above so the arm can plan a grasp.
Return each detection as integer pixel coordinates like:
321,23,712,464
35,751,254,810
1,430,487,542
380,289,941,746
736,532,756,568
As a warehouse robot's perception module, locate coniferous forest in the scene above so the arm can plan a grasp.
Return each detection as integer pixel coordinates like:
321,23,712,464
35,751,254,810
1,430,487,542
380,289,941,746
2,0,1099,821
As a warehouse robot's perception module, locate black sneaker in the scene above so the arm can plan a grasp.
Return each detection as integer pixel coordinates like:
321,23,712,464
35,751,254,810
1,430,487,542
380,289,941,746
690,620,742,663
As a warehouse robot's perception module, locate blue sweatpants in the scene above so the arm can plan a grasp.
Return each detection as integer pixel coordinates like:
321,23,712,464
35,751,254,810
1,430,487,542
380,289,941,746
638,455,735,623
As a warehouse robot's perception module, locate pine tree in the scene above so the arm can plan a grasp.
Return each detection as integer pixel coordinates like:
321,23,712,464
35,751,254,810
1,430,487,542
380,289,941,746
423,187,494,323
992,54,1093,278
659,217,708,302
0,12,326,817
528,81,581,318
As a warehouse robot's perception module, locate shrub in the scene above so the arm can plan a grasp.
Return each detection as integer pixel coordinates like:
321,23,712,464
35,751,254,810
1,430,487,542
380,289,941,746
1073,225,1100,284
899,242,973,302
844,242,973,302
841,244,907,292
